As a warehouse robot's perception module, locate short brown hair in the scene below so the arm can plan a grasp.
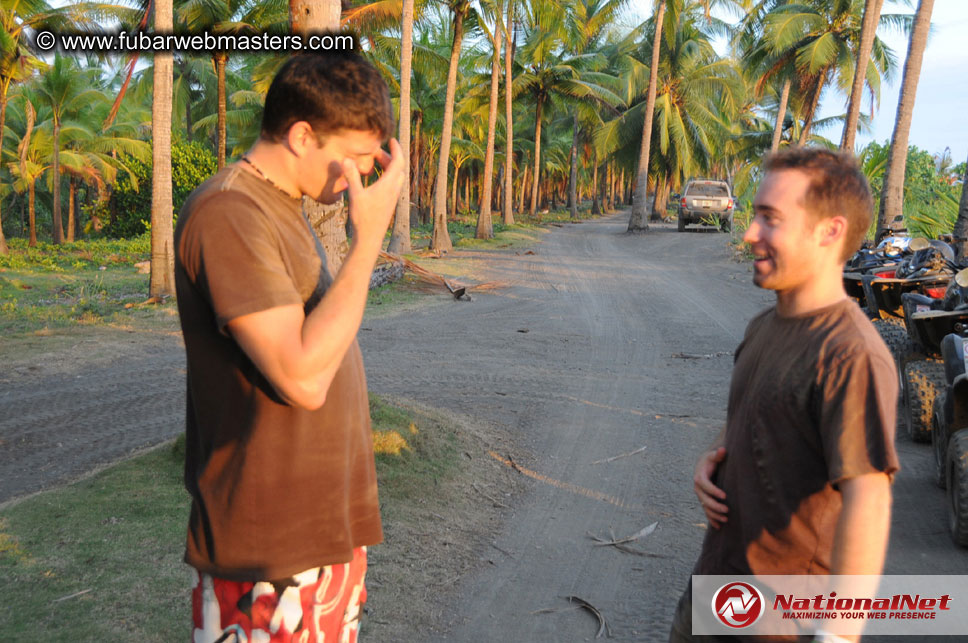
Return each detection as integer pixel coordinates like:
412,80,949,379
763,147,873,260
261,49,394,143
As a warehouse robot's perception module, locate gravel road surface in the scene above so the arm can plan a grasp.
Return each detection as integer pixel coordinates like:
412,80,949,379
2,213,967,642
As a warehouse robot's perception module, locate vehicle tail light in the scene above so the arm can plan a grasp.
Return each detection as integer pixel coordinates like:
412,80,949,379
925,287,946,299
680,198,686,208
874,270,895,278
727,198,734,209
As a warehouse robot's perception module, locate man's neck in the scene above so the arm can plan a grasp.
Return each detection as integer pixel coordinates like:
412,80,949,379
240,140,302,199
774,265,848,317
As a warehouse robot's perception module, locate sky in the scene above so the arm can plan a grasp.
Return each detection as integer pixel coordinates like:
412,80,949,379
620,1,968,167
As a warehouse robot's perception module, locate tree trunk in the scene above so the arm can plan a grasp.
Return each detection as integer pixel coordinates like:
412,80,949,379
528,94,545,216
28,180,37,247
503,3,515,225
591,155,600,215
518,162,529,214
388,0,415,254
150,0,176,297
841,0,885,152
0,85,9,253
477,16,502,240
627,0,665,232
952,150,968,260
568,111,579,218
412,112,422,212
67,177,76,242
605,161,613,212
876,0,935,238
291,0,346,273
52,118,64,244
185,70,193,143
215,53,227,169
798,71,826,145
653,175,670,221
771,77,791,153
450,164,459,220
431,2,468,253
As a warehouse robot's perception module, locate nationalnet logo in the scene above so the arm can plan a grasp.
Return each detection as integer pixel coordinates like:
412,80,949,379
694,575,968,636
711,581,765,628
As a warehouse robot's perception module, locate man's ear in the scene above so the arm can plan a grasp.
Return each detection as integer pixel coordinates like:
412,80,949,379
286,121,316,158
818,215,848,252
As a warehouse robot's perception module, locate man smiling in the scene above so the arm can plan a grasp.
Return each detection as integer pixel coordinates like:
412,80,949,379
174,51,403,642
670,148,900,642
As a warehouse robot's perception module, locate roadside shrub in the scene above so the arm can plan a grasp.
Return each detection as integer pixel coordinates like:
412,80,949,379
101,141,217,238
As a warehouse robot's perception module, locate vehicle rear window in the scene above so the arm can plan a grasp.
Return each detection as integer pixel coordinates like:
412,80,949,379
685,183,729,197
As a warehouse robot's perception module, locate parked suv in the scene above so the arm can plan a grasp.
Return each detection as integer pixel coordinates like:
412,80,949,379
677,179,734,232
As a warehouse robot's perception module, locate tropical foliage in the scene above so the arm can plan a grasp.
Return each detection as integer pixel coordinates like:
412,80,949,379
0,0,954,257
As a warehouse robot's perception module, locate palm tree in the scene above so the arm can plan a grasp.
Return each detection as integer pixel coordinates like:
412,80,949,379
626,0,665,233
876,0,935,237
610,5,742,203
841,0,885,151
430,0,471,253
388,0,415,254
33,55,104,244
756,0,895,147
476,2,504,239
179,0,287,169
503,0,515,225
567,0,628,219
0,0,49,253
6,93,41,246
517,1,621,217
151,0,175,297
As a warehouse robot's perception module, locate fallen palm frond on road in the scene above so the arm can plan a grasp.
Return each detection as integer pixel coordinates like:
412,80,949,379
379,251,507,299
587,522,669,558
532,595,612,639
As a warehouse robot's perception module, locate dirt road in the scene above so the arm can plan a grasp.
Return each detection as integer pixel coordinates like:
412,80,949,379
360,214,968,641
0,328,185,504
3,213,967,640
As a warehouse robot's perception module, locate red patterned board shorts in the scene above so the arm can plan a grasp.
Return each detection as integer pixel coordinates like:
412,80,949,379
191,546,367,643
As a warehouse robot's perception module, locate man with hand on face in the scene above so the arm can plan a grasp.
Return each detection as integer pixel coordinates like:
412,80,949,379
670,148,900,642
174,51,404,642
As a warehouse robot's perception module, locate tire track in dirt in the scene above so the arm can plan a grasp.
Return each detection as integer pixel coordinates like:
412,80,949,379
0,332,185,504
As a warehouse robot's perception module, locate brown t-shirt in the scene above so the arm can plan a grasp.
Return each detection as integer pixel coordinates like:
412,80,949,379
174,164,382,582
697,299,899,576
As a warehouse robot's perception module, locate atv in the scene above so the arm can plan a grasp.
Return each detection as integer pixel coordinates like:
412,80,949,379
843,234,910,312
864,238,957,384
928,273,968,546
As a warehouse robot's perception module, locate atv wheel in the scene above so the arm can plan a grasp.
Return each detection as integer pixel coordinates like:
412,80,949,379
677,215,685,232
904,359,945,443
946,430,968,547
933,394,948,488
872,318,908,359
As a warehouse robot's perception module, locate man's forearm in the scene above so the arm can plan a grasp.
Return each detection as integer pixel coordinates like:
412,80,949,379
298,237,382,384
830,473,892,575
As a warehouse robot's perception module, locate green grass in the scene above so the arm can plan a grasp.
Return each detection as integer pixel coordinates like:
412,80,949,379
0,395,459,642
0,235,173,335
0,443,190,641
368,394,459,503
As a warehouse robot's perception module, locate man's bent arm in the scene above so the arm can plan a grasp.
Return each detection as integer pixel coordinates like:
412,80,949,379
694,426,728,528
830,472,892,575
824,472,892,643
227,142,404,410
